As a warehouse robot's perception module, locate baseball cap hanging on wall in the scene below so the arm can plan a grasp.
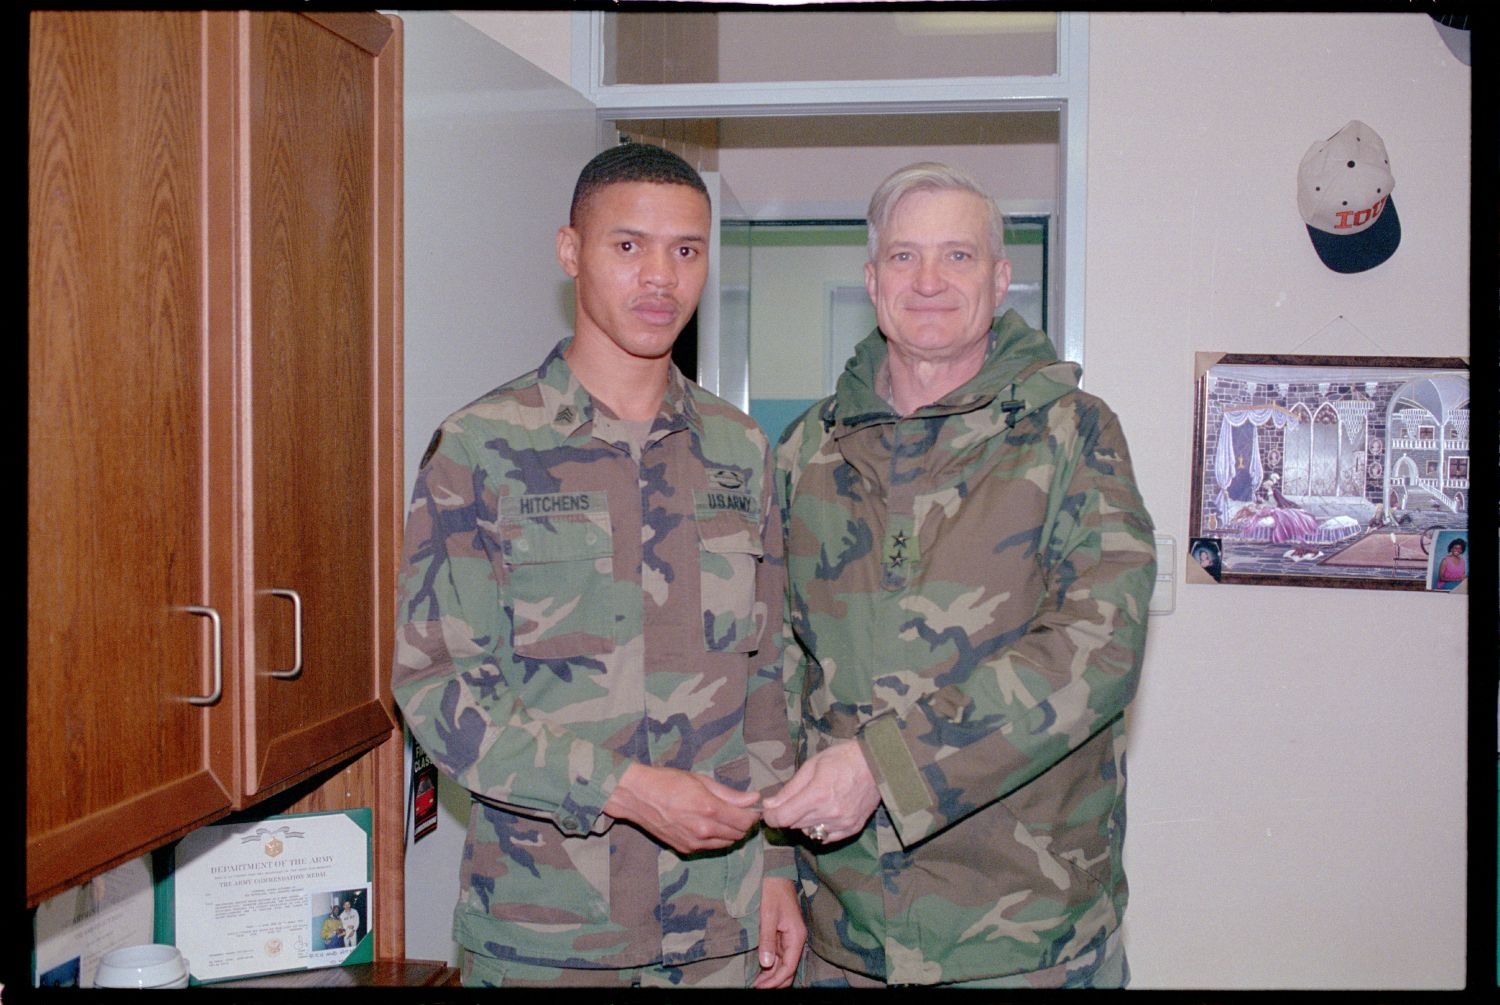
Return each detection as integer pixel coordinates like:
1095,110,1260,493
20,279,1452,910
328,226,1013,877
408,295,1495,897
1296,120,1401,274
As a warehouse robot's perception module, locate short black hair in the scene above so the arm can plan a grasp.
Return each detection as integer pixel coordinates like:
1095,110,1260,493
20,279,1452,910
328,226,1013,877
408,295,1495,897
569,142,710,227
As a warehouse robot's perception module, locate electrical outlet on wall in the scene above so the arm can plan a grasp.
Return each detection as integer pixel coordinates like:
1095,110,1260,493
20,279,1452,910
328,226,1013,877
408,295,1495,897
1149,534,1175,615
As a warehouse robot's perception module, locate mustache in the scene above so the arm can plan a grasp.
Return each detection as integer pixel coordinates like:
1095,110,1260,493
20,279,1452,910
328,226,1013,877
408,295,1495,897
631,294,681,310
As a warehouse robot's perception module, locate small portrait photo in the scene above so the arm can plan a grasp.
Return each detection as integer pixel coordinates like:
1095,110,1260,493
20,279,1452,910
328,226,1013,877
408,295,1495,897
312,888,367,953
1427,530,1468,592
314,895,347,951
1190,537,1223,582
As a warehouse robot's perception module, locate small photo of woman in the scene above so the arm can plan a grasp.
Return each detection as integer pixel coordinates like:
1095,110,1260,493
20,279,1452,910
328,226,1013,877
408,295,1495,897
1428,531,1467,592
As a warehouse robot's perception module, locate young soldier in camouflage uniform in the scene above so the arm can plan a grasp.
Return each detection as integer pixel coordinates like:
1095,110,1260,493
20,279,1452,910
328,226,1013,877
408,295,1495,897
763,163,1156,988
392,144,803,988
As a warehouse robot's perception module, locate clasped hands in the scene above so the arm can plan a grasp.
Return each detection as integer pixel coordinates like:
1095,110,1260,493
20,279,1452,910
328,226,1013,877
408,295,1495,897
600,741,881,855
602,761,763,854
762,741,881,846
599,744,877,988
601,761,820,988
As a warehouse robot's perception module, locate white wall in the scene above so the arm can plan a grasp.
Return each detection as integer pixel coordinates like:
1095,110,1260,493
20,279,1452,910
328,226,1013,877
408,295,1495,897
450,10,573,85
1086,13,1469,989
400,10,1472,988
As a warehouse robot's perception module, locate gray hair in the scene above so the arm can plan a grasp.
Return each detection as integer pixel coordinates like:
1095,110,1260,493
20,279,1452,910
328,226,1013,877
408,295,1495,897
865,162,1007,261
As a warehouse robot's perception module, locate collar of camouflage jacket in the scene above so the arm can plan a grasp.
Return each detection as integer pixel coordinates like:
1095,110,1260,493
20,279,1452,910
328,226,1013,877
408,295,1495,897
537,337,704,441
823,309,1082,436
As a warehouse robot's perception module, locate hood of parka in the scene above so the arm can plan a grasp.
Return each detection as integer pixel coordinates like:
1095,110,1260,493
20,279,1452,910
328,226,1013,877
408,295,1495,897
822,308,1080,436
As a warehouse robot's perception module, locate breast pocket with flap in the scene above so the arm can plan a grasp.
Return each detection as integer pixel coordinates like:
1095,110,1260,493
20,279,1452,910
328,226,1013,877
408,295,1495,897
497,492,615,659
694,491,765,653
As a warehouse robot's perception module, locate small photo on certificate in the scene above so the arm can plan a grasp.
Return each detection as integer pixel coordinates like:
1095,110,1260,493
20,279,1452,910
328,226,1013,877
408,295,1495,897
310,885,371,959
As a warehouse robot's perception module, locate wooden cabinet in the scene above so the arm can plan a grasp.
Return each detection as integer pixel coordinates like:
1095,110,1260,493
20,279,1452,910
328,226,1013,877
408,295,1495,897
27,11,403,909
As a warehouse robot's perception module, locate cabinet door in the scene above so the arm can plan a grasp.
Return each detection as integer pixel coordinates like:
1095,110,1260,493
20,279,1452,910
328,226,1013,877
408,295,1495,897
241,11,399,798
27,11,238,904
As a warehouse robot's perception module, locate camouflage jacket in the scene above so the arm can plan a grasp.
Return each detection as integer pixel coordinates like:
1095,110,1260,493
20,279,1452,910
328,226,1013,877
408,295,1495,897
393,341,793,970
776,311,1156,985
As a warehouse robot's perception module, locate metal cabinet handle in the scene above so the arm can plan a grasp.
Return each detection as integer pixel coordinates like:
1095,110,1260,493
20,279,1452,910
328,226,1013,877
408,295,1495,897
265,588,303,680
179,605,223,706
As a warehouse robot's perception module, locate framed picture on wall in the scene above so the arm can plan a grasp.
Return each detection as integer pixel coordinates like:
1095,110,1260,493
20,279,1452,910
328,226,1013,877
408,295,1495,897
1188,352,1469,590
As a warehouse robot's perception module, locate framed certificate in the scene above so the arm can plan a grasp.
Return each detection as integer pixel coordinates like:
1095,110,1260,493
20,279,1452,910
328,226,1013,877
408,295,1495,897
159,808,373,984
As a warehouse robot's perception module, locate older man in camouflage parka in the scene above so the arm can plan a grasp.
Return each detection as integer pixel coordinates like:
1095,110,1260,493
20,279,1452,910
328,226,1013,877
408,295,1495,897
764,163,1156,988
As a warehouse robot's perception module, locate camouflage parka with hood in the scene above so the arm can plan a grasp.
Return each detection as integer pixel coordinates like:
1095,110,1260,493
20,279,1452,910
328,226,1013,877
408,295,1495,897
775,310,1156,985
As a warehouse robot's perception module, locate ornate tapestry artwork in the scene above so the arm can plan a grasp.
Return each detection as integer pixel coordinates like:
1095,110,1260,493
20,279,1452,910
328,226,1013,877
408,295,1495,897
1189,353,1469,590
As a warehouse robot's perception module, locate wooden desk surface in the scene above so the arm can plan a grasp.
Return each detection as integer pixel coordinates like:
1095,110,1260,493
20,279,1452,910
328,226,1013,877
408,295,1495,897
200,959,458,989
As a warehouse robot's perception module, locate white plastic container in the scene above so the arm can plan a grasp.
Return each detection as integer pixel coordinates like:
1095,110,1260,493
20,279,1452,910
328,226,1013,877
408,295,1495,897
92,944,190,989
